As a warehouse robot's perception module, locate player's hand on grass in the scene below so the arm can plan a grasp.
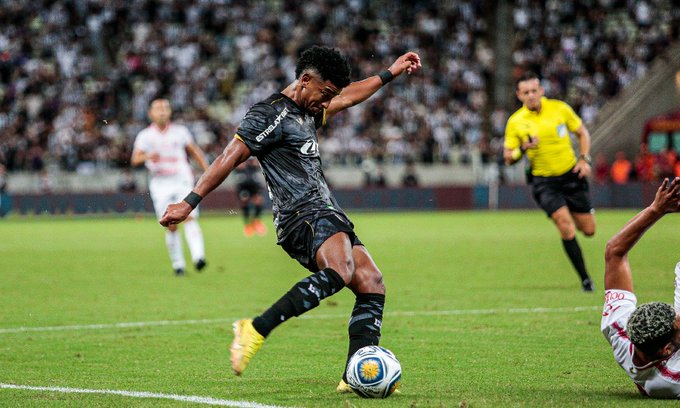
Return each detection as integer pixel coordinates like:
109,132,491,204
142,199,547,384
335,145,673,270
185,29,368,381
650,177,680,215
389,51,422,76
160,201,192,226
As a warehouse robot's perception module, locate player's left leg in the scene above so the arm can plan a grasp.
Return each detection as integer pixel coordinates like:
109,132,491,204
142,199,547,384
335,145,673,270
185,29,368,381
165,224,186,276
336,245,386,392
563,178,595,291
551,207,592,291
346,246,385,357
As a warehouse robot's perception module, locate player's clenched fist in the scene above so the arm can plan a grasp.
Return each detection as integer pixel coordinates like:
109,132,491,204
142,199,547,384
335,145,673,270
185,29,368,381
159,201,192,226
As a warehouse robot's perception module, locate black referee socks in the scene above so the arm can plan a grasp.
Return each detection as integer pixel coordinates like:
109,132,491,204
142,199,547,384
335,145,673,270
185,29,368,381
562,237,590,282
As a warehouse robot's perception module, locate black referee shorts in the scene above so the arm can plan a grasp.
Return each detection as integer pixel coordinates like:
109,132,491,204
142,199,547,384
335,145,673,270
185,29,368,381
531,168,593,217
278,211,363,272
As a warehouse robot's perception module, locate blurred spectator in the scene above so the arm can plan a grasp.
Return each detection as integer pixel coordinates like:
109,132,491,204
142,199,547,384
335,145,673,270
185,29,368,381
610,151,632,184
362,157,387,188
510,0,680,129
1,1,678,177
635,143,656,182
38,169,54,193
118,168,138,192
0,1,493,173
593,152,610,184
0,163,9,217
655,148,677,180
402,158,419,187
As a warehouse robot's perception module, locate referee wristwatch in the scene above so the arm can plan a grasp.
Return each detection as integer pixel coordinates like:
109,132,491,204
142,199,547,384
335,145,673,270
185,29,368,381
579,153,592,165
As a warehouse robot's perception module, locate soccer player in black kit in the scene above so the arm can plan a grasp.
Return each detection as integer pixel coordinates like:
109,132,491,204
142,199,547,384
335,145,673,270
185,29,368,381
234,157,267,237
160,46,421,391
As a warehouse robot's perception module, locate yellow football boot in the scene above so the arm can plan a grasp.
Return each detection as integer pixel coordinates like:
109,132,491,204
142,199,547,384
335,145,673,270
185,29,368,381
230,319,265,375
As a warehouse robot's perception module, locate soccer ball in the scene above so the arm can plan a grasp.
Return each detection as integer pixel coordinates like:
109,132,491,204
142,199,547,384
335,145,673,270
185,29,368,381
345,345,401,398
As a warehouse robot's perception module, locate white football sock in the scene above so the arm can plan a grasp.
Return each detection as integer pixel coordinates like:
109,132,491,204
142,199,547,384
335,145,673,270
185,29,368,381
183,219,206,263
165,230,186,270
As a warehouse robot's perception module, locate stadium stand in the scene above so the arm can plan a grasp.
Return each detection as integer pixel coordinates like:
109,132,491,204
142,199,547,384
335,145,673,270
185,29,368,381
0,0,678,191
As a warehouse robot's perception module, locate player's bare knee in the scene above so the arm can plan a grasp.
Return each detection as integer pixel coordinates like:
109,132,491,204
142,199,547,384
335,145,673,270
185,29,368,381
351,268,385,294
331,258,355,285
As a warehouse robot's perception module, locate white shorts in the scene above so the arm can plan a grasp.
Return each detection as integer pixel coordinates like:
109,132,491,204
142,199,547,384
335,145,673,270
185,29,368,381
149,176,199,220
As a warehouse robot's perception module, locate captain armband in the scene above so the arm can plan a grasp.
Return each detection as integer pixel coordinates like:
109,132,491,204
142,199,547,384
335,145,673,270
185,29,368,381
183,191,203,209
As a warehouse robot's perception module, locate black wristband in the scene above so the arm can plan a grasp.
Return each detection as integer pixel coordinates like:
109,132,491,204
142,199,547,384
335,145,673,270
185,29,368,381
377,70,394,85
183,191,203,209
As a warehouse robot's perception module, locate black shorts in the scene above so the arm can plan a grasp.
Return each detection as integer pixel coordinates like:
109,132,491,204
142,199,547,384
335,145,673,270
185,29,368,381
237,180,262,200
278,211,363,272
531,168,593,217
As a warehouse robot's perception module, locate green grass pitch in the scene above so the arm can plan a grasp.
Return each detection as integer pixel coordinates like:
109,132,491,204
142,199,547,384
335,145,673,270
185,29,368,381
1,209,679,407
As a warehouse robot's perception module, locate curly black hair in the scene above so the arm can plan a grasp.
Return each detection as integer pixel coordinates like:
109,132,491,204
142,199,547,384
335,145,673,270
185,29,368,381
628,302,677,358
295,45,351,89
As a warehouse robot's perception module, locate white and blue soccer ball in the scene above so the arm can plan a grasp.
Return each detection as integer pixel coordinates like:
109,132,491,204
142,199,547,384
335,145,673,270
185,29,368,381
345,345,401,398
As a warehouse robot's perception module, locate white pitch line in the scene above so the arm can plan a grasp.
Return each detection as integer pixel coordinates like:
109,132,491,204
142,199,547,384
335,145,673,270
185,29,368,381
0,318,235,334
0,383,291,408
0,305,600,335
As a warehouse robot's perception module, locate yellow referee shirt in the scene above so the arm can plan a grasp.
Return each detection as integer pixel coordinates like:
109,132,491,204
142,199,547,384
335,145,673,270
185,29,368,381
504,97,582,177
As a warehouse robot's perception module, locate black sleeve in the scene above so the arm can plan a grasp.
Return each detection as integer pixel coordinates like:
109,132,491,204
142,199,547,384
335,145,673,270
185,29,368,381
236,102,284,154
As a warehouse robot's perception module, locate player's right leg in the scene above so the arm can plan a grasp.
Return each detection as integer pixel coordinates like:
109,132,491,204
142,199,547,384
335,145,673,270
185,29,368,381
230,231,352,375
151,182,186,276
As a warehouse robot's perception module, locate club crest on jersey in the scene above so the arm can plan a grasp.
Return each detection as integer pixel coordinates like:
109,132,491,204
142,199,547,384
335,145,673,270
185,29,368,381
300,140,319,156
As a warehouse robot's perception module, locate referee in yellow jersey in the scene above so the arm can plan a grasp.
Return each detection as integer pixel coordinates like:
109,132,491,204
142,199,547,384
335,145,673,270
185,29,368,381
503,72,595,292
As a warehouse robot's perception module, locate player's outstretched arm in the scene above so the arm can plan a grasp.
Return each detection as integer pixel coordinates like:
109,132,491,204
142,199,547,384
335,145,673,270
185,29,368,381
326,51,421,117
160,138,251,226
604,178,680,291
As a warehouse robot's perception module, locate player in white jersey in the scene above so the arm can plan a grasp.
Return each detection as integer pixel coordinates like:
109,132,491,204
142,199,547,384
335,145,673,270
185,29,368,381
131,98,210,276
602,177,680,398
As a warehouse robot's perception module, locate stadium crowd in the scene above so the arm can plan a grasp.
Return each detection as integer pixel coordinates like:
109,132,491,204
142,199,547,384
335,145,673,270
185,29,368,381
511,0,679,127
0,0,679,184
